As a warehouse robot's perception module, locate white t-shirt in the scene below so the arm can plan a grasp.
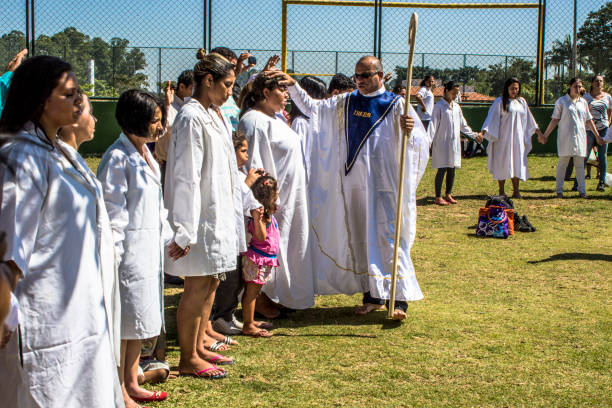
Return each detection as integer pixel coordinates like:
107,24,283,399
416,86,434,121
552,94,593,157
584,92,612,130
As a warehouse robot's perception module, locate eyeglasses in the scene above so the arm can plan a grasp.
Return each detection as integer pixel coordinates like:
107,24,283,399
353,71,379,80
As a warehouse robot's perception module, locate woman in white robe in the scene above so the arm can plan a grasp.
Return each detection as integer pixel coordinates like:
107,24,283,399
429,81,481,205
541,77,601,198
164,51,258,377
416,74,435,130
289,75,327,183
98,90,178,406
479,77,543,198
0,56,123,407
239,72,314,311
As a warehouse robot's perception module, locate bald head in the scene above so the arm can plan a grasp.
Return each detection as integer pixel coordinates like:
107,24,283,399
354,56,384,94
356,56,383,72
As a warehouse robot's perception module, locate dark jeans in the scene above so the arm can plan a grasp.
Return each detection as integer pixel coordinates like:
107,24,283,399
434,167,456,197
584,128,608,183
211,258,243,322
363,291,407,312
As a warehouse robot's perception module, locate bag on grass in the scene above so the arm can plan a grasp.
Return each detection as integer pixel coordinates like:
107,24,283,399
477,205,512,238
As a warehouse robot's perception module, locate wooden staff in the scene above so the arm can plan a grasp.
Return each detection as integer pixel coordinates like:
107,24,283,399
388,12,418,319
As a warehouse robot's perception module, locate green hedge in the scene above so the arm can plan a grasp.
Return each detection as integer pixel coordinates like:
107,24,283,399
82,101,605,156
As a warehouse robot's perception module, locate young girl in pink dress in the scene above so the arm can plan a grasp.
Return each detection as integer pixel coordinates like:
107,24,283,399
241,175,280,337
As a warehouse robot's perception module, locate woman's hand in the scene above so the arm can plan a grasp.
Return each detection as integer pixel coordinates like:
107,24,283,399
264,54,280,72
245,168,263,187
168,241,189,261
266,70,296,87
236,52,254,76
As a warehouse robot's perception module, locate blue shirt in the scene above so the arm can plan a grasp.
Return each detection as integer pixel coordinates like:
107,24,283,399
0,71,14,116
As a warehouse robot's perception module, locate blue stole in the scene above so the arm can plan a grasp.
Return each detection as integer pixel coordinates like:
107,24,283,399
344,90,400,175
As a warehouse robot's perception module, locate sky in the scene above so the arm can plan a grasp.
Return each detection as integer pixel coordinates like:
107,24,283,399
1,0,608,88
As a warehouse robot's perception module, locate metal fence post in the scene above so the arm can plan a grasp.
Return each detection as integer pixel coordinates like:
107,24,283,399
291,50,295,72
157,47,162,95
505,55,508,78
335,51,338,74
30,0,35,55
25,0,30,55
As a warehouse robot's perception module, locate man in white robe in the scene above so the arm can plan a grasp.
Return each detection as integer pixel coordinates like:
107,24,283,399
273,56,428,319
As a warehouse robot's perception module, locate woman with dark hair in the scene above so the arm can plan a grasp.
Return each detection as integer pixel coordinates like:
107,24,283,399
164,50,260,377
97,89,180,406
428,81,482,205
239,72,314,314
415,74,435,130
582,75,611,191
290,75,326,180
0,56,123,407
479,77,543,198
541,77,600,198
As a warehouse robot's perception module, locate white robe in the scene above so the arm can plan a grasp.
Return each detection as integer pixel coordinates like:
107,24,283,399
239,109,314,309
0,124,123,408
289,84,428,302
482,97,538,181
291,115,315,183
164,99,257,276
552,94,593,157
97,133,172,340
429,99,476,169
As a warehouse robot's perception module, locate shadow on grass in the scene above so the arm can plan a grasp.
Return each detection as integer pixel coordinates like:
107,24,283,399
530,176,556,181
417,194,488,206
528,252,612,263
271,306,404,331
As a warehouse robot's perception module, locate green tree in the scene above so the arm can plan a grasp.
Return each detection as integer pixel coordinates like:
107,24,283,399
0,30,27,71
0,27,148,97
577,2,612,79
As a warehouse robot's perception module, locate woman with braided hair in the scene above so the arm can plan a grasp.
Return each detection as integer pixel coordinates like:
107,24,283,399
164,50,261,378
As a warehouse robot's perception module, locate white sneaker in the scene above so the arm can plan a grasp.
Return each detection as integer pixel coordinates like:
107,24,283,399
213,317,243,335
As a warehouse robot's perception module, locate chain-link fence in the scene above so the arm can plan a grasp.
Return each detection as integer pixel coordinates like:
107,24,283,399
0,0,609,104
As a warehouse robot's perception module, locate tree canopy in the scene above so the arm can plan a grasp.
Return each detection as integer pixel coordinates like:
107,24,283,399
0,27,147,97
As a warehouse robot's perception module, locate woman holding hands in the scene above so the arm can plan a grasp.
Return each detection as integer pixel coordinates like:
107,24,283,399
541,77,601,198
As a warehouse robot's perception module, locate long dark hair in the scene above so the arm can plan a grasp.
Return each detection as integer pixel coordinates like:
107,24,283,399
502,77,521,112
0,56,72,134
251,175,278,220
419,74,434,88
289,75,326,122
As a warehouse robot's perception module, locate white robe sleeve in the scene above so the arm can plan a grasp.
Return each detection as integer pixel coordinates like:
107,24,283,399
482,97,503,142
427,103,441,145
97,152,129,263
288,83,322,118
170,116,204,249
0,152,46,276
521,98,538,154
459,106,477,138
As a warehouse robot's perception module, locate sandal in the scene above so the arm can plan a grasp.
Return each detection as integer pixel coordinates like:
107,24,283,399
180,364,227,379
206,341,228,352
223,335,237,345
243,328,273,338
131,391,168,403
206,354,235,366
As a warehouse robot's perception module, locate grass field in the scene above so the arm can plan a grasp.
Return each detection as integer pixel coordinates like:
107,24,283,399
86,155,611,408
